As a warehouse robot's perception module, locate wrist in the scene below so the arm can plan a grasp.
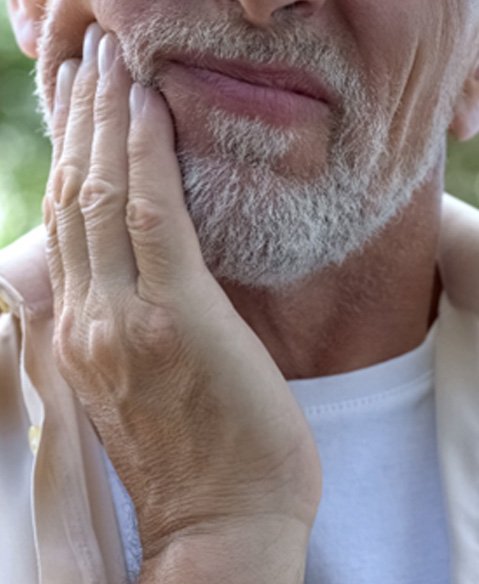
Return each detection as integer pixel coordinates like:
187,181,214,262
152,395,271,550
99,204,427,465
138,515,311,584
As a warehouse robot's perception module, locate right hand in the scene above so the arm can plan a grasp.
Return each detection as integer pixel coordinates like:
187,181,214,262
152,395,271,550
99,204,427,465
43,22,322,578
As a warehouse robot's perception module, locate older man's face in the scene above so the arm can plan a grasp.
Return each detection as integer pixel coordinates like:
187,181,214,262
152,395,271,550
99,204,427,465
35,0,474,288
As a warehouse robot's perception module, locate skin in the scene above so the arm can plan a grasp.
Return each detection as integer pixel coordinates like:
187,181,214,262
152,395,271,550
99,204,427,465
40,26,322,582
6,0,479,582
7,0,479,378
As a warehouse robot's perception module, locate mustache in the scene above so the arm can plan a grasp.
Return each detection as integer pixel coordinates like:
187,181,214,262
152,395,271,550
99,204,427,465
34,8,373,141
117,11,367,104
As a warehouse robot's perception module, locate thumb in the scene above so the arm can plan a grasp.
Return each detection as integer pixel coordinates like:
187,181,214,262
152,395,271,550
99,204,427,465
127,84,204,303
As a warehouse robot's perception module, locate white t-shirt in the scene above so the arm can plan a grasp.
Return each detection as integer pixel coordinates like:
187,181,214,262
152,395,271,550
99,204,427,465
289,323,450,583
105,323,450,583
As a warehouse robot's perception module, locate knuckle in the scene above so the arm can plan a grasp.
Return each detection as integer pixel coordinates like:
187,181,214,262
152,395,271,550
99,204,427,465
52,162,85,207
124,301,182,357
79,175,122,213
126,197,164,233
53,308,78,370
87,319,117,369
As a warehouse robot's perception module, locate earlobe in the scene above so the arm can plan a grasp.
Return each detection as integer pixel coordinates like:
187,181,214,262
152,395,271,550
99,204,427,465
449,69,479,142
7,0,46,59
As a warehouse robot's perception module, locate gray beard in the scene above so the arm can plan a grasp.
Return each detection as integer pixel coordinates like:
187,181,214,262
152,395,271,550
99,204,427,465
117,14,457,289
177,107,442,289
35,11,461,290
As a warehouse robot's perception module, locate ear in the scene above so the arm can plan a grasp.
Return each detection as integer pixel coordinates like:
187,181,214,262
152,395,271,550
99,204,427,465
449,64,479,142
7,0,47,59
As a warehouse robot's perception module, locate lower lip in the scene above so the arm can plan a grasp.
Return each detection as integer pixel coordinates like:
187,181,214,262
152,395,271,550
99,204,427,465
165,62,330,126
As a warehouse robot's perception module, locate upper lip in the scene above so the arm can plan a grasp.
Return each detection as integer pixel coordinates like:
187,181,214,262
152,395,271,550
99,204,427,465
166,53,335,106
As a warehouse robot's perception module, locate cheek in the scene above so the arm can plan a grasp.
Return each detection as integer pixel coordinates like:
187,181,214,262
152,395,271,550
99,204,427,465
94,0,172,30
38,0,154,96
37,1,93,115
342,0,461,141
348,5,422,107
344,0,458,98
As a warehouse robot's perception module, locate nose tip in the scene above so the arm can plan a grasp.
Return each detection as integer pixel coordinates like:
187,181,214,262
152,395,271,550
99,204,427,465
237,0,316,26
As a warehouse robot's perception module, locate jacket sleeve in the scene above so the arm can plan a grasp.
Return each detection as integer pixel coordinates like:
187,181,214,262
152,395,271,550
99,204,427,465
0,310,23,404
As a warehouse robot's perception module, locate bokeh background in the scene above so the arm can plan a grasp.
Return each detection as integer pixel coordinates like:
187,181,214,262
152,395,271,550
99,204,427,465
1,2,479,249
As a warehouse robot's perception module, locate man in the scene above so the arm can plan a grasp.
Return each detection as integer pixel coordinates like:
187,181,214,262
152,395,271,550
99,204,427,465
2,0,479,582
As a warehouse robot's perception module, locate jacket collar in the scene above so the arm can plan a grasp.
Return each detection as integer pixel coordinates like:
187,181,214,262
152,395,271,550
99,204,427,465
0,194,478,320
0,225,52,319
438,194,479,316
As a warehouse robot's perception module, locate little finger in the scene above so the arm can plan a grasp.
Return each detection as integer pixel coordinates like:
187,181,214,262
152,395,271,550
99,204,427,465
53,22,103,302
44,59,80,311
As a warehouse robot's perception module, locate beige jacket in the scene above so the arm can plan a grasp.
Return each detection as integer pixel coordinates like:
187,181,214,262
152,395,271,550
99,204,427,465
1,193,478,584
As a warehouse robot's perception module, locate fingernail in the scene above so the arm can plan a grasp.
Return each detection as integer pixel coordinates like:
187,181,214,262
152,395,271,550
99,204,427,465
83,22,104,63
55,60,78,108
130,83,147,116
99,34,118,77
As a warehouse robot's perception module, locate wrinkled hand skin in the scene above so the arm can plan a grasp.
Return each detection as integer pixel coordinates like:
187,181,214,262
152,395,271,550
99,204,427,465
43,22,322,580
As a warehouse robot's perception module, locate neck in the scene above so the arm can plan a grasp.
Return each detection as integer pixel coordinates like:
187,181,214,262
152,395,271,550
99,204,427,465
220,168,444,380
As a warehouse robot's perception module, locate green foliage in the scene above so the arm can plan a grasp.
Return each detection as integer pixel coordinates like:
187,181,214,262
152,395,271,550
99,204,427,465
0,7,478,249
0,2,51,248
447,136,479,207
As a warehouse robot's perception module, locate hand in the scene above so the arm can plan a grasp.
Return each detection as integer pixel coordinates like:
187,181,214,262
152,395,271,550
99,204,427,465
43,22,321,578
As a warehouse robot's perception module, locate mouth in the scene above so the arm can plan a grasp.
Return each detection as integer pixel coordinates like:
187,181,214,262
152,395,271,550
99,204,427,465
159,53,335,125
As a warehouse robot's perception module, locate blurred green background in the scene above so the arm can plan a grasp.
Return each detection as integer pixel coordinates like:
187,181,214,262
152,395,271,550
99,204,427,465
1,3,479,249
0,2,51,247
